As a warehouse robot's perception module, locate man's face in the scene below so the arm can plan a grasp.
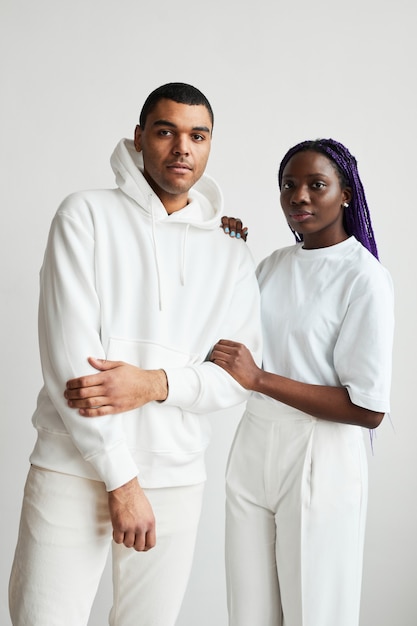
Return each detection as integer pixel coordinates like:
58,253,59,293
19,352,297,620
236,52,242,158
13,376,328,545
134,98,212,213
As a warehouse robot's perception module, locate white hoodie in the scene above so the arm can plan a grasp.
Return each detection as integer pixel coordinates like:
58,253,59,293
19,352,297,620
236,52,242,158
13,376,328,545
30,139,262,491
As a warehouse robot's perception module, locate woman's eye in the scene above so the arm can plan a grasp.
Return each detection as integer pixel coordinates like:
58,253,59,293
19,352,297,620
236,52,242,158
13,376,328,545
282,182,293,190
312,181,325,189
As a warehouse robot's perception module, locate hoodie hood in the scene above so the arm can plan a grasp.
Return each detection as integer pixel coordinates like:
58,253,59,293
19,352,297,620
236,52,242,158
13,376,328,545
110,138,224,229
110,138,224,310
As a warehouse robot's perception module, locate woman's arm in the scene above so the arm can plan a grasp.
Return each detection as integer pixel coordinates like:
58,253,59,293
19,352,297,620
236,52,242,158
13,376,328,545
210,339,383,429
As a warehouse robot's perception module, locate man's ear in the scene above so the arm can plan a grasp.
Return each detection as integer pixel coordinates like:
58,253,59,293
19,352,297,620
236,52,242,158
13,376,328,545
134,125,142,152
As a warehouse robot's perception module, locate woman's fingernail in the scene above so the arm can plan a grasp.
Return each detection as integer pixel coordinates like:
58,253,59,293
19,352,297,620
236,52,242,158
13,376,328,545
230,231,236,237
236,232,241,239
224,226,230,233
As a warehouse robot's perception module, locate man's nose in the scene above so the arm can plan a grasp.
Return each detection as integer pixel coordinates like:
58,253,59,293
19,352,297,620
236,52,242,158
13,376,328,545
173,135,190,156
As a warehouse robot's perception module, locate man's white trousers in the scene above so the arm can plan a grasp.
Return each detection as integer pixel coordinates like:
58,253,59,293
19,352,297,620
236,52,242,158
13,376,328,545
9,466,204,625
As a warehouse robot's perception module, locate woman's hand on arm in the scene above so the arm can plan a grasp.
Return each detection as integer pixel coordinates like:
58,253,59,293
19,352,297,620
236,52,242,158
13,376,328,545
210,339,262,389
210,340,383,429
64,357,168,417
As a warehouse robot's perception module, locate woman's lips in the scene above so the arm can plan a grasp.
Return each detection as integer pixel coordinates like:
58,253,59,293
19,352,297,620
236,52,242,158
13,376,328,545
289,212,313,223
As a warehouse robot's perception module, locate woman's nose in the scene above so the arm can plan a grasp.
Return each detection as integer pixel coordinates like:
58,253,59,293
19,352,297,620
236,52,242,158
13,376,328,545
291,185,309,204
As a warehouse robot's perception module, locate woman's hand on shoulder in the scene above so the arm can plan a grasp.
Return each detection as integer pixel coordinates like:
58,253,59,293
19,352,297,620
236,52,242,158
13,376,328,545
220,216,248,241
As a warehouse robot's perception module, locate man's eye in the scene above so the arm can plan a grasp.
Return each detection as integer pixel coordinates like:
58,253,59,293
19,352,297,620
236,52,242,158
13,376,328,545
192,134,205,141
159,130,172,136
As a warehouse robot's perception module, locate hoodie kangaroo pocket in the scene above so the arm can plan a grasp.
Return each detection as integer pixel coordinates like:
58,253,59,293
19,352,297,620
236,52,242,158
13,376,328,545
105,337,209,456
106,337,201,369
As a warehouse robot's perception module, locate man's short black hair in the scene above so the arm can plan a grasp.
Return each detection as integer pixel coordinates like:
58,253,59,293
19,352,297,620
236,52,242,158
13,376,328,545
139,82,214,129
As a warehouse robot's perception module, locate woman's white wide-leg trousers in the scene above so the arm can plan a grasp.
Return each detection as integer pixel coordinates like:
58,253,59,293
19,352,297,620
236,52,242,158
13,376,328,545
225,400,368,626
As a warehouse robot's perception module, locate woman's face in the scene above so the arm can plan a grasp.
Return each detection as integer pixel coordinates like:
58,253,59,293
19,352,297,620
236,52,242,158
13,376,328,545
280,150,351,249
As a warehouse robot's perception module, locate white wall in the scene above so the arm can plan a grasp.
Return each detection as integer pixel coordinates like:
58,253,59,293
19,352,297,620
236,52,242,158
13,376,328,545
1,0,416,624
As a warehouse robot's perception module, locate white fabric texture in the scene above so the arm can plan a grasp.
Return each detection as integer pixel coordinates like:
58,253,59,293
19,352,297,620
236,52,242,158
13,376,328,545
9,466,204,626
28,138,262,491
225,237,394,625
255,236,394,413
225,405,368,626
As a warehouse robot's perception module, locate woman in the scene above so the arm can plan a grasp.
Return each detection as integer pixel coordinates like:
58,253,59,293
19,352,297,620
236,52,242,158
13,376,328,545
212,139,394,626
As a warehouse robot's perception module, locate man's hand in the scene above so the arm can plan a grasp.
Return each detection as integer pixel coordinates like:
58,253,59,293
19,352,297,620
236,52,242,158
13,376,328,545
65,357,168,417
108,477,156,551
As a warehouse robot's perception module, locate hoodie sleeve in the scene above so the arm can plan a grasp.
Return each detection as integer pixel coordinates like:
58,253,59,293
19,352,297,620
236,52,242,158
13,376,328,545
38,198,138,491
163,245,263,413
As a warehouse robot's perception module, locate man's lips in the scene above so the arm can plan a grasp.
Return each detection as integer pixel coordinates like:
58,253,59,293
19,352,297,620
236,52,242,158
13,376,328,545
167,162,192,172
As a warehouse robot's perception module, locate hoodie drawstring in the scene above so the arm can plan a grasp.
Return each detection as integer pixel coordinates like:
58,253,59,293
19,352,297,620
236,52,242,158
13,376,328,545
180,224,190,286
150,197,163,311
150,195,191,309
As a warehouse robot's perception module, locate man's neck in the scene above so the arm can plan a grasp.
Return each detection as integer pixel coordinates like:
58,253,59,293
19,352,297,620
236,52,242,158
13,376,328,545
163,196,189,215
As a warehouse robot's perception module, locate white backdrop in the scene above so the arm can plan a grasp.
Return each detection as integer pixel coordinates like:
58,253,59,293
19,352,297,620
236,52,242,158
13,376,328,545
1,0,416,624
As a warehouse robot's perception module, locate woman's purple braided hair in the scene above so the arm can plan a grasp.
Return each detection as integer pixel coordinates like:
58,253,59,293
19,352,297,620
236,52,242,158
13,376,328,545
278,138,379,260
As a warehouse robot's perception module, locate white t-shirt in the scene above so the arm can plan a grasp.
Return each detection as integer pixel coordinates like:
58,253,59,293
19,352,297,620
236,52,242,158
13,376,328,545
253,237,394,413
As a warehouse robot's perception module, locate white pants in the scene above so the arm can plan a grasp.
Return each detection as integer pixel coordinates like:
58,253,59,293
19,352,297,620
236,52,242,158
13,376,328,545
225,404,368,626
9,466,204,626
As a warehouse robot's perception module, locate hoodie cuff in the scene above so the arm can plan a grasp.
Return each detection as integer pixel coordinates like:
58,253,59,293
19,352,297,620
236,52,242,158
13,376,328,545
86,441,139,492
163,367,201,409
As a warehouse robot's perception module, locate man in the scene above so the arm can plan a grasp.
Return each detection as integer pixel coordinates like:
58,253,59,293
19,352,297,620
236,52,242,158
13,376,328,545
9,83,262,626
